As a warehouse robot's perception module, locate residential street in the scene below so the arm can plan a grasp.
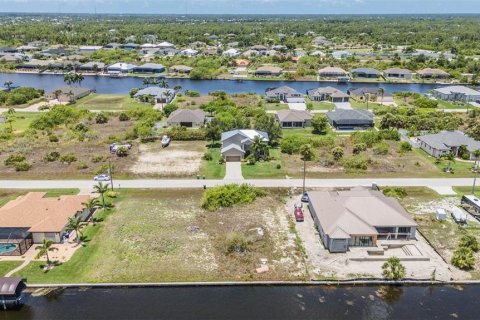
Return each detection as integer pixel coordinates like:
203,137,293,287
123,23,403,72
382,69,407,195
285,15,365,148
0,178,475,194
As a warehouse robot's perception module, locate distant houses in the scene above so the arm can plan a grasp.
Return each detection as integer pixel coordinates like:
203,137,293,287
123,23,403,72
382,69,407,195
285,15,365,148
107,62,137,74
351,68,381,79
383,68,413,80
134,87,176,104
326,109,374,130
265,86,303,102
45,86,93,102
417,131,480,159
77,62,105,73
133,63,165,74
318,67,347,78
417,68,450,79
432,85,480,102
275,110,312,128
307,87,349,103
220,129,269,162
255,66,283,77
170,65,193,74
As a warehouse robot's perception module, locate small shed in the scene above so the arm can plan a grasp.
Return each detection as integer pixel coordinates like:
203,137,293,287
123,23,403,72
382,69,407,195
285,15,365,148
436,209,447,221
0,277,25,309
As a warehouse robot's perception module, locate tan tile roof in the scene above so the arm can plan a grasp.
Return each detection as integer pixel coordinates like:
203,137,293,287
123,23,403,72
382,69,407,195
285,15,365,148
309,189,416,237
0,192,89,233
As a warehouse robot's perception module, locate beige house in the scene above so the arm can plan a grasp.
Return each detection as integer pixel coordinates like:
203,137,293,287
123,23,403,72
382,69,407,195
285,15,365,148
45,86,93,102
0,192,91,247
308,189,417,253
167,109,206,128
275,110,312,128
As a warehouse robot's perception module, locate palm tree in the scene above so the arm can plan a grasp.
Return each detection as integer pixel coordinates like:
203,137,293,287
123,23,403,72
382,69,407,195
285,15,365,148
67,216,83,244
75,73,84,87
63,72,74,86
3,81,13,90
382,256,406,280
159,79,169,88
164,90,173,105
84,198,100,216
251,135,269,160
6,107,15,130
174,85,182,92
94,182,110,210
378,87,385,106
299,144,315,193
143,78,152,87
35,239,58,266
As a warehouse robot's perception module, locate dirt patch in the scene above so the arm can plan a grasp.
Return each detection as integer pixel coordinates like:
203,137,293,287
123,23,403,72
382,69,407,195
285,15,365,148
130,141,206,177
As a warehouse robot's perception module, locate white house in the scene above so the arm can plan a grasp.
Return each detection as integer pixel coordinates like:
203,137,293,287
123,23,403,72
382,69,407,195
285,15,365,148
220,129,269,162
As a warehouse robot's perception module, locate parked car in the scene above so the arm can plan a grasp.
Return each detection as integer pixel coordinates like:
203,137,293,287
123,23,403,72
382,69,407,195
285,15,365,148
94,174,111,181
301,192,309,203
110,143,132,154
294,207,304,222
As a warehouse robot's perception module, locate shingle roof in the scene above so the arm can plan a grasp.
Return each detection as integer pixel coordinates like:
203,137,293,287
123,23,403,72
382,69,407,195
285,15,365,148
351,68,381,75
135,87,175,97
434,85,480,96
417,68,449,76
0,192,90,233
221,129,269,142
255,66,283,73
327,109,373,125
308,189,417,238
167,109,205,124
318,67,347,75
308,86,348,97
276,110,313,122
265,85,302,97
383,68,412,75
417,131,480,152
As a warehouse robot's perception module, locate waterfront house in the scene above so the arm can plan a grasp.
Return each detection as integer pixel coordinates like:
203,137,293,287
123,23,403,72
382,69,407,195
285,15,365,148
383,68,413,80
432,85,480,102
107,62,136,74
133,63,165,74
255,66,283,77
326,109,374,130
351,68,381,79
170,65,193,74
180,48,199,57
265,86,303,102
307,87,349,103
331,51,352,60
417,131,480,159
104,43,122,50
308,189,417,253
77,62,105,73
45,86,93,102
77,46,103,54
318,67,347,78
121,43,140,51
235,59,251,67
348,88,382,99
134,87,176,104
221,129,269,162
0,192,91,255
167,109,206,128
158,41,176,49
275,110,313,128
417,68,450,79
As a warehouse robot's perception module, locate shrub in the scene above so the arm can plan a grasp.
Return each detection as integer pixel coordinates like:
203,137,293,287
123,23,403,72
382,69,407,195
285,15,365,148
4,154,26,166
201,184,266,211
48,134,59,143
95,163,115,175
343,155,369,172
185,90,200,97
451,247,475,270
14,161,31,172
76,161,88,170
353,143,367,154
163,103,178,117
276,164,282,169
382,187,407,199
90,155,106,163
373,142,390,155
280,135,334,154
119,112,130,121
399,141,412,153
351,130,382,147
95,112,108,124
379,129,401,141
106,191,118,198
73,122,89,132
382,256,406,280
225,232,250,254
459,235,479,252
60,154,77,164
331,147,344,161
164,126,206,141
246,154,256,165
311,114,328,135
44,151,60,162
116,146,128,157
202,151,213,161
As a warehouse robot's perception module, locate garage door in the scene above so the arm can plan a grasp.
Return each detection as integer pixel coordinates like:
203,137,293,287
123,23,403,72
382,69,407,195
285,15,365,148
225,156,241,162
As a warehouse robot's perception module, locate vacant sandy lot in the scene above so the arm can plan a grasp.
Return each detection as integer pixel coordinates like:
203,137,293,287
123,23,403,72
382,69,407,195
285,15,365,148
130,141,206,177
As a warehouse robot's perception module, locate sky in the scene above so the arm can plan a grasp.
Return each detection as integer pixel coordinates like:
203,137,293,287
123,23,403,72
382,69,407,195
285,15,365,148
0,0,479,15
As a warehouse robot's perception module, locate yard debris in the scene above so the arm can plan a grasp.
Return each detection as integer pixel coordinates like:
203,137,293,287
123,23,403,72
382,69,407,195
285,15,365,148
247,227,264,241
187,226,200,233
256,258,269,273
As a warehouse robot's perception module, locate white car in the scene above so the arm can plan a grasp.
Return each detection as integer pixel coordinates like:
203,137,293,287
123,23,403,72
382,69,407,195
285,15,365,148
93,174,111,181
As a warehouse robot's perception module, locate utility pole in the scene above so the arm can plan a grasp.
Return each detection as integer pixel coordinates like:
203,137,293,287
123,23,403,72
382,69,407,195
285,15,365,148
109,159,114,191
303,159,306,193
473,162,479,195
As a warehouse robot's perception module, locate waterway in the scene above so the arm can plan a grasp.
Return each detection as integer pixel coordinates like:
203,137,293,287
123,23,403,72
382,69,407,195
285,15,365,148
0,284,476,320
0,73,449,95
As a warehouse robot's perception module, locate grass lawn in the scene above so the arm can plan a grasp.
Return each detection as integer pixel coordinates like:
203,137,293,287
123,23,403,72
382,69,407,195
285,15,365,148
0,111,40,133
416,149,476,177
242,149,286,179
350,100,383,111
0,261,22,276
307,100,335,111
265,103,289,111
437,100,470,110
0,189,80,208
15,189,307,283
199,147,225,179
75,94,146,111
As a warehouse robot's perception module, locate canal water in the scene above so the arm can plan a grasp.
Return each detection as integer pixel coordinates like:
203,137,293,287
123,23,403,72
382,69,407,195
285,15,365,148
0,285,476,320
0,73,448,95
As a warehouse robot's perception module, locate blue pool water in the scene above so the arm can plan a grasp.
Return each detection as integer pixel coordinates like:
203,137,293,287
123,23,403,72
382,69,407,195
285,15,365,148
0,244,17,254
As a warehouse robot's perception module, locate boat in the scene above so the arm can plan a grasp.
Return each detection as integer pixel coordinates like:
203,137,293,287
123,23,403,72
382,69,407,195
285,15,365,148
161,135,171,148
0,277,26,310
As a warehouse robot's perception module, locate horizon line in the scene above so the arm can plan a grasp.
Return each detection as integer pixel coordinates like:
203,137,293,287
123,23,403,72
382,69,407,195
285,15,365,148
0,12,480,16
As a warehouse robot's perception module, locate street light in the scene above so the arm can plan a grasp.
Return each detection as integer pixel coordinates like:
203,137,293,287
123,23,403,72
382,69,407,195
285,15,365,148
473,162,479,195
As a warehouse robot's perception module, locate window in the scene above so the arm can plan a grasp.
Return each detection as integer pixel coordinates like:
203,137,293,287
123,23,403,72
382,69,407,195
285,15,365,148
398,227,410,234
353,236,372,247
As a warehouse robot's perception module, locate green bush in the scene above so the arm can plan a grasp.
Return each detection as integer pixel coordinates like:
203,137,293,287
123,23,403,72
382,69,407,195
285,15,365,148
164,126,206,141
4,154,26,166
91,155,106,163
351,130,382,147
119,112,130,121
95,112,109,124
116,146,128,157
382,187,407,199
276,164,282,169
185,90,200,97
373,142,390,155
451,247,475,270
246,154,256,165
14,161,31,172
30,106,87,130
201,184,266,211
353,143,367,154
202,151,213,161
225,232,250,254
44,151,60,162
459,235,479,252
399,141,412,153
343,155,369,172
60,154,78,164
280,135,334,154
95,163,115,175
76,161,88,170
331,146,344,161
378,129,401,141
48,134,59,142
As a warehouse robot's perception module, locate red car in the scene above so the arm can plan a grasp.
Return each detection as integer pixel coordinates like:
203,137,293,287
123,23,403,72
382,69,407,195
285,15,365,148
294,206,304,222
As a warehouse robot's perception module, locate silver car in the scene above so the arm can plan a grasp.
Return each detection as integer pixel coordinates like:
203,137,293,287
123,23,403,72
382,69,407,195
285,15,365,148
93,174,111,181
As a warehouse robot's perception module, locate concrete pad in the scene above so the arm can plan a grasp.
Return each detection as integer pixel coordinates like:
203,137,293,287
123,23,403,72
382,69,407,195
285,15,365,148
429,186,458,195
224,162,244,180
334,102,352,109
288,103,307,111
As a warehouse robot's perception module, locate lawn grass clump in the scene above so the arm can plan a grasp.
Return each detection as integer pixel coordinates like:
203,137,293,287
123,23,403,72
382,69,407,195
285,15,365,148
201,184,266,211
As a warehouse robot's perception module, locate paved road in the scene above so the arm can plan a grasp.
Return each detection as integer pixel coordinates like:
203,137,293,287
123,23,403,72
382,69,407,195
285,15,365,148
0,178,475,191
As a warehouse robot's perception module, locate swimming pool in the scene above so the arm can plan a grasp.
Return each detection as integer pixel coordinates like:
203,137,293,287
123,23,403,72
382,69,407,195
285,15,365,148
0,244,17,254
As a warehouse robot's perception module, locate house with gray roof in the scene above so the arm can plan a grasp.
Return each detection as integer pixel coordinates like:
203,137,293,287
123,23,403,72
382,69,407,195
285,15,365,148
167,109,205,128
133,63,165,74
134,87,176,104
107,62,136,74
255,66,283,77
220,129,269,162
351,68,381,79
417,131,480,159
318,67,347,78
265,86,303,102
45,86,93,102
432,86,480,102
383,68,413,80
77,62,106,72
308,189,417,253
275,110,313,128
170,65,192,74
326,109,373,130
307,87,349,103
417,68,450,79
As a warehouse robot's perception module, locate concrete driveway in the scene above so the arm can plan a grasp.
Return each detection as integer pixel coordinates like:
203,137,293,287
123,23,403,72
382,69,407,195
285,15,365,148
224,161,244,180
334,102,352,109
